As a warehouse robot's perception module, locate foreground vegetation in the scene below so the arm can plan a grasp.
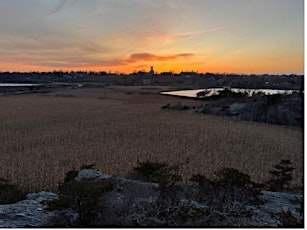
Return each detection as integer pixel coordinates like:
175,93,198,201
0,87,303,192
1,160,301,227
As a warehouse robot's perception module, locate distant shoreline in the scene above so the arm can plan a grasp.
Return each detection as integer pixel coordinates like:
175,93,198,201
0,82,82,95
161,88,299,98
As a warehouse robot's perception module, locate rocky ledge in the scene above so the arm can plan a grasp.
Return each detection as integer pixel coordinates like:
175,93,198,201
0,192,58,228
0,169,303,227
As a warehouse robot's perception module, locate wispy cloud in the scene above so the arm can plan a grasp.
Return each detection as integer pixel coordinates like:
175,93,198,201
146,25,226,40
90,52,195,68
172,26,226,38
0,43,195,69
50,0,76,14
127,53,194,63
108,25,226,44
50,0,67,14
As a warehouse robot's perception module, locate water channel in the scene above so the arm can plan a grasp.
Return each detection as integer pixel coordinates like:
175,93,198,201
160,88,298,98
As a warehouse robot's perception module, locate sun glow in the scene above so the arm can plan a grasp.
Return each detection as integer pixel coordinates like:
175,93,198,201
0,1,303,74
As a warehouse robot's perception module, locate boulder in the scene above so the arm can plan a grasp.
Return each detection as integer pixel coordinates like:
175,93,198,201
75,169,112,181
249,191,303,226
0,191,58,228
93,175,159,226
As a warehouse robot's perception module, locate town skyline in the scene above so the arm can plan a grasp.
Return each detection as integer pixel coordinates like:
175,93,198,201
0,0,304,74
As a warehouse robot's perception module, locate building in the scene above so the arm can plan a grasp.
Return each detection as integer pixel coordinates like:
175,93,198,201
149,66,154,76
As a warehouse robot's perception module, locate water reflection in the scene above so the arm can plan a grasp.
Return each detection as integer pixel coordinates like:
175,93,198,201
0,83,39,87
160,88,298,98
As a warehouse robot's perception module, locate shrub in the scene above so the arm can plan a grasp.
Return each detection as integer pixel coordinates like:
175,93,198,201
131,161,184,225
266,94,282,105
214,168,252,187
63,170,78,183
46,169,114,226
0,178,26,204
189,174,212,188
266,160,295,192
189,167,263,224
210,88,247,99
161,104,171,109
132,160,182,188
196,90,210,98
132,160,183,208
190,168,263,195
214,168,263,192
271,210,303,227
80,164,96,169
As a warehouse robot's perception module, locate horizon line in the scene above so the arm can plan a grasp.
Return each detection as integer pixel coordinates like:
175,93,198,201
0,70,303,76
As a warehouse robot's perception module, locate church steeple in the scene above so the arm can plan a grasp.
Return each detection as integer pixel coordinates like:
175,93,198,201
149,66,154,75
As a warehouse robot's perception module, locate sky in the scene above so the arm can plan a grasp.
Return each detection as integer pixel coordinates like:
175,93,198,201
0,0,304,74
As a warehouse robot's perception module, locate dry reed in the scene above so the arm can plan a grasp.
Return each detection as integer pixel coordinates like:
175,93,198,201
0,87,303,192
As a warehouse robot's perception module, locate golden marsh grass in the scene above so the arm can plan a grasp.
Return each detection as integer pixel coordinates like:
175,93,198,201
0,87,303,192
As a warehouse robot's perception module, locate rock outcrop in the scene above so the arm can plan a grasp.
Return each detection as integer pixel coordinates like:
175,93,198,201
250,191,303,226
0,192,58,228
0,170,303,227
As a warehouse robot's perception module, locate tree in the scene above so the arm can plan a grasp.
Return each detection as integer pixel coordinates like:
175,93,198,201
266,160,295,192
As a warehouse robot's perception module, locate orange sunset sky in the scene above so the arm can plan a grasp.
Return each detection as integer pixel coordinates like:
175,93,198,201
0,0,304,74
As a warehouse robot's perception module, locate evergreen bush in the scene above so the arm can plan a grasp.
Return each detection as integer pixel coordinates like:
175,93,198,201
46,169,114,226
0,178,26,204
266,160,295,192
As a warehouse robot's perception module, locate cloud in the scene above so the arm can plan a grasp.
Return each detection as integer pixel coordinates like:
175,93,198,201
171,26,226,38
50,0,67,14
76,52,195,68
108,25,226,45
50,0,76,14
67,52,195,68
134,64,149,69
145,25,226,41
127,53,194,63
0,34,115,69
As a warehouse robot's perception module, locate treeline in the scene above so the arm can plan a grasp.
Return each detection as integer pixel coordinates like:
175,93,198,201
0,71,302,90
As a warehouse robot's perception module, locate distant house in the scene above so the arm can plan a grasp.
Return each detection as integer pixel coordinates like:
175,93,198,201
136,71,148,76
160,72,173,76
136,66,155,77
